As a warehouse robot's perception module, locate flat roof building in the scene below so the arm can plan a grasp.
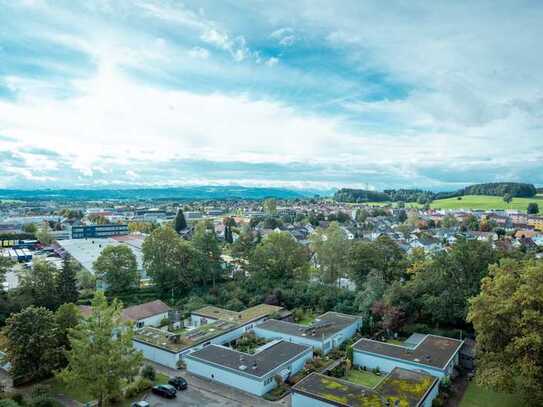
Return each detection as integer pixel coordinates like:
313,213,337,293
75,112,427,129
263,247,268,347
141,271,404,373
186,340,313,396
291,367,439,407
353,334,463,380
254,311,362,355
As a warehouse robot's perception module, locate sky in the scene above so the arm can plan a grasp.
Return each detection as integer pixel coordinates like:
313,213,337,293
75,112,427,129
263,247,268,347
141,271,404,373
1,0,542,191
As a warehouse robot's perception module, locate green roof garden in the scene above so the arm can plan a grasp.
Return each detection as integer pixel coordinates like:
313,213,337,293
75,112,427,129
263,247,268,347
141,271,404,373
133,320,239,353
292,367,438,407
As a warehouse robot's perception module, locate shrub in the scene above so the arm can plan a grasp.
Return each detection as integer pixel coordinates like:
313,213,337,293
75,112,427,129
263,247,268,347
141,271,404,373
0,400,20,407
372,366,381,375
125,378,153,399
159,317,170,327
141,365,156,381
10,394,25,405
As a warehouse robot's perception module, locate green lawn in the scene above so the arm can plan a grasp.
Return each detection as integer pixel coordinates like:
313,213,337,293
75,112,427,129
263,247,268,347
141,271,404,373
345,369,383,388
385,339,404,346
460,382,522,407
431,195,543,212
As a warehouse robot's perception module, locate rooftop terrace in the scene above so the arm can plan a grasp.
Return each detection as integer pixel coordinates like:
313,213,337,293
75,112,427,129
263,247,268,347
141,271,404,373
133,320,239,353
292,367,438,407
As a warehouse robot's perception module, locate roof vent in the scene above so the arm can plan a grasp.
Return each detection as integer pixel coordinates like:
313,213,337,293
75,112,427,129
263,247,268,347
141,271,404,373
414,358,421,363
239,365,247,370
252,361,258,370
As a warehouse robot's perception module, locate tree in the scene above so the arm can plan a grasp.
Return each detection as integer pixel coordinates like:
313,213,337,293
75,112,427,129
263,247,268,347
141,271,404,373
527,202,539,214
19,259,58,310
93,245,139,294
22,223,37,235
468,260,543,405
56,257,79,305
5,306,61,382
441,214,458,228
250,232,309,288
55,303,81,366
142,226,198,295
174,209,187,233
503,193,513,204
36,222,54,245
192,221,222,288
353,270,386,317
231,225,255,259
224,226,234,244
388,239,496,326
310,222,349,286
58,292,143,406
263,198,277,215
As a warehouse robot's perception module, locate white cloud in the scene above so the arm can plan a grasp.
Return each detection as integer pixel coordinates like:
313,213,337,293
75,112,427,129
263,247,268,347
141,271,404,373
188,46,210,59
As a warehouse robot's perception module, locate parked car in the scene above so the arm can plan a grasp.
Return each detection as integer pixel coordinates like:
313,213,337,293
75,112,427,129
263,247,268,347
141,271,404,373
131,402,150,407
168,376,188,391
151,384,176,399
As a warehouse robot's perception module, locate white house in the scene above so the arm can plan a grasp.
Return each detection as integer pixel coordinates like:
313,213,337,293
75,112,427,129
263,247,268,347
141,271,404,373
254,312,361,355
186,340,313,396
353,334,463,381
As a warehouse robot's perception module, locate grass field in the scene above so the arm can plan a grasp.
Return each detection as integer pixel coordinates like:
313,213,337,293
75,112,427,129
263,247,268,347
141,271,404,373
460,382,522,407
430,195,543,212
345,369,383,388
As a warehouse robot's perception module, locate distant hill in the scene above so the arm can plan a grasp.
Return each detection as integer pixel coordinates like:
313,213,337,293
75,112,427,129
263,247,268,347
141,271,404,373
0,186,318,201
334,182,537,203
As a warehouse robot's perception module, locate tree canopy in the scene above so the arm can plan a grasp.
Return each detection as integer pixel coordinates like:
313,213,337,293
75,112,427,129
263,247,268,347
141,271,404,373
468,260,543,405
93,245,139,293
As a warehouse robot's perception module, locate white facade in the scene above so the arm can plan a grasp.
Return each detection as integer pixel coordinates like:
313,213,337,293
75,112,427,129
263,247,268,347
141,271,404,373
254,318,360,355
135,312,169,329
186,346,312,396
353,350,459,380
292,393,335,407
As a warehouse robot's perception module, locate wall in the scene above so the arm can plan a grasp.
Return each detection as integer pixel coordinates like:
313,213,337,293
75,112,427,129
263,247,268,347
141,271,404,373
185,358,267,396
353,351,446,379
422,380,440,407
190,314,217,327
254,320,360,355
132,341,180,369
186,347,312,397
291,393,334,407
138,312,169,328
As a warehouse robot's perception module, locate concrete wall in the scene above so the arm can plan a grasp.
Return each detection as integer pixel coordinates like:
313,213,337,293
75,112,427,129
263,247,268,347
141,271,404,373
291,393,334,407
353,351,446,379
133,341,180,369
190,314,218,327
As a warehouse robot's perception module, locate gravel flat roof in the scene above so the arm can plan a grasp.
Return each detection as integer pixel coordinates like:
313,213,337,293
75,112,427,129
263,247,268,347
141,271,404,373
353,334,463,370
186,340,311,378
256,311,360,342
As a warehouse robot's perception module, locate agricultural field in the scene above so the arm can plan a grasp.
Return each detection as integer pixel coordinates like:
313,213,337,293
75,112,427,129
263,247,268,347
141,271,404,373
430,195,543,212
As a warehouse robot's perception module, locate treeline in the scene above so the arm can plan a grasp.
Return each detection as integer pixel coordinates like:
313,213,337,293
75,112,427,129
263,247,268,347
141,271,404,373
461,182,536,198
335,182,537,203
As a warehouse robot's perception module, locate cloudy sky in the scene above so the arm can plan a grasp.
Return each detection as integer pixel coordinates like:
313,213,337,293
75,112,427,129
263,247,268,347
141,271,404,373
1,0,542,191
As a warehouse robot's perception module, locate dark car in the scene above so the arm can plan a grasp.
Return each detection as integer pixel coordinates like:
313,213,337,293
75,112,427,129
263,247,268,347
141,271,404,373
168,376,188,391
151,384,177,399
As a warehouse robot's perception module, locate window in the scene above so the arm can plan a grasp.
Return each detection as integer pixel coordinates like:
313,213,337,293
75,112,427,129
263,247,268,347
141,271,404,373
136,321,144,329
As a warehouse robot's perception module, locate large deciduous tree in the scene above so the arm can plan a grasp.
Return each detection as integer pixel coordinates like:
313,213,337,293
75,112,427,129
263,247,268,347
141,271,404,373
19,259,59,310
142,226,198,295
250,232,309,288
5,306,61,382
192,221,222,288
310,222,349,286
93,245,139,294
468,260,543,405
58,292,143,406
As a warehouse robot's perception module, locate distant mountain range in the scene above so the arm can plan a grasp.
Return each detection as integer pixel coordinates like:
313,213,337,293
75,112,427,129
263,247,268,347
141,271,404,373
0,186,322,201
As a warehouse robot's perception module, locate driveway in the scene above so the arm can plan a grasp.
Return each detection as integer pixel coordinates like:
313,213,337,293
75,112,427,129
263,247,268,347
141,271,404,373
143,361,290,407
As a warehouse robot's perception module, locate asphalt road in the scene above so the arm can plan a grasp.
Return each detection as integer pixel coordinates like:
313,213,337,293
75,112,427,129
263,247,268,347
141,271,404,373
135,387,251,407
